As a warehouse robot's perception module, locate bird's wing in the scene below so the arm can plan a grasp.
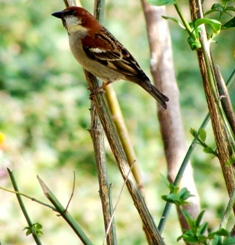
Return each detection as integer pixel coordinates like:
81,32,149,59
82,29,142,77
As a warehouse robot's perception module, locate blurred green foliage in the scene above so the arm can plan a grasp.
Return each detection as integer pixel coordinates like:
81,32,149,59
0,0,234,244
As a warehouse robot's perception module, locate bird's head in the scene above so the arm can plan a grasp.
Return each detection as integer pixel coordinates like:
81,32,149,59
52,7,101,35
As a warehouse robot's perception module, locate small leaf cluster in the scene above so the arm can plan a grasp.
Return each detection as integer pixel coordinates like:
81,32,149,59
190,128,218,156
162,186,193,205
178,209,235,244
23,223,43,237
148,0,235,50
205,0,235,28
162,186,235,244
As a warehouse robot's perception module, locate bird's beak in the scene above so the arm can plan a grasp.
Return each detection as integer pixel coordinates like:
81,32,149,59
52,11,63,19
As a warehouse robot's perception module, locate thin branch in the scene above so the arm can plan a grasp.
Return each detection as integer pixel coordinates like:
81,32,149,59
84,71,165,244
65,171,76,211
38,176,93,245
89,103,117,245
8,168,43,245
103,160,136,245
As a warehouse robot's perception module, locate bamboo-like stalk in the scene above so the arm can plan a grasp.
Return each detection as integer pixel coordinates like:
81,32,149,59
104,85,144,193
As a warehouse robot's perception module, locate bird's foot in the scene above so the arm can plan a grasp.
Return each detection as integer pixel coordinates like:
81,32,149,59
89,87,106,99
88,81,111,99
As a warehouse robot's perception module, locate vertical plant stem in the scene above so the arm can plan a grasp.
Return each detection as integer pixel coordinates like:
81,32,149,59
89,104,117,245
8,168,42,245
158,114,210,232
158,68,235,232
104,85,144,193
220,186,235,229
84,71,165,245
189,0,235,212
141,1,201,235
174,0,194,38
90,1,117,244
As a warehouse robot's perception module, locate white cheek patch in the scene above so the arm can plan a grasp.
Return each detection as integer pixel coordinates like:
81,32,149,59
65,16,82,26
65,16,87,33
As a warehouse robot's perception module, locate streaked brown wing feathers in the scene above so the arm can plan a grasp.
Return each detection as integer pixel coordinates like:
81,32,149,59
82,30,142,77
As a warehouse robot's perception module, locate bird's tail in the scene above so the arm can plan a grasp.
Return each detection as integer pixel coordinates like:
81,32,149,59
138,80,169,109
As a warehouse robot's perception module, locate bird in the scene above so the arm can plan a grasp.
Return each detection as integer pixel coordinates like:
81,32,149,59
52,6,169,109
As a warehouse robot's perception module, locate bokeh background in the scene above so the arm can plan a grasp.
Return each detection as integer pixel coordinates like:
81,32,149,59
0,0,235,244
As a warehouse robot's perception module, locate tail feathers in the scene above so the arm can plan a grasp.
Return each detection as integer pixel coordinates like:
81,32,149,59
125,73,169,109
140,81,169,109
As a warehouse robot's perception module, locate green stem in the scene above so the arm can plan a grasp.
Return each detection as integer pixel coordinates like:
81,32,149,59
174,0,194,39
158,114,210,233
220,185,235,229
158,68,235,233
38,176,93,245
8,168,43,245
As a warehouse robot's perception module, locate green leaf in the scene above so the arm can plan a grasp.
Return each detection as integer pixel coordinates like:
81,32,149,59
169,183,179,193
212,235,222,245
211,3,224,13
187,36,201,50
178,187,193,201
180,208,195,229
162,193,180,204
23,223,43,237
190,128,197,137
198,235,208,243
198,222,208,235
223,17,235,28
147,0,175,6
203,147,216,155
162,187,193,205
194,18,222,36
222,0,234,4
162,16,185,28
182,235,200,243
195,210,206,227
26,229,31,236
223,236,235,244
178,230,195,242
226,155,235,165
225,6,235,12
199,128,207,142
208,228,230,239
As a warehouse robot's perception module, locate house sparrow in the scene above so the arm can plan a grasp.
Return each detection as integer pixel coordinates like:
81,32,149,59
52,6,169,109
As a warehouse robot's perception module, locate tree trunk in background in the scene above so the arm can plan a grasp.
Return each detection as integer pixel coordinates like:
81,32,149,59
141,1,201,233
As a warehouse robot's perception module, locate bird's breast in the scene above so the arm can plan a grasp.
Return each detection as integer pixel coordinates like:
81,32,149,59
68,33,125,82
